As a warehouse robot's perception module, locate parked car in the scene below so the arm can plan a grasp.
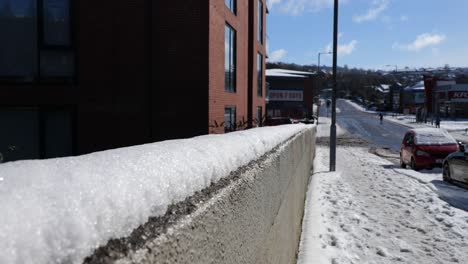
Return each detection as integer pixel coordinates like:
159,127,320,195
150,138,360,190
400,128,459,171
298,117,316,124
290,116,316,125
443,143,468,184
265,117,292,126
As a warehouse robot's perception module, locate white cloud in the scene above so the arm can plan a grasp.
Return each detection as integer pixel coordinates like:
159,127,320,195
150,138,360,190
393,33,446,51
326,40,358,56
268,0,348,16
267,0,282,9
268,49,287,61
353,0,389,23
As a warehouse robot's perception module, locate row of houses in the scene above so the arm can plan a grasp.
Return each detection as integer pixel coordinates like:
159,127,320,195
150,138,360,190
0,0,269,162
382,77,468,118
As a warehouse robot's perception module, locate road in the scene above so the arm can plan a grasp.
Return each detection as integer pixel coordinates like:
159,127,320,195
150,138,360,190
332,99,407,151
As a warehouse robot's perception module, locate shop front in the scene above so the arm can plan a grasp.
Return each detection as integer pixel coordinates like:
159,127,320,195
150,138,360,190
434,84,468,118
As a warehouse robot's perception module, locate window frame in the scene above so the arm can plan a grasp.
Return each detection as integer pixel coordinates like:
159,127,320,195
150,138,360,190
0,0,76,85
0,106,76,162
225,23,237,93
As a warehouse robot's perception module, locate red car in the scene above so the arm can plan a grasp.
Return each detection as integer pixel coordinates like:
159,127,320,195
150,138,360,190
400,128,459,171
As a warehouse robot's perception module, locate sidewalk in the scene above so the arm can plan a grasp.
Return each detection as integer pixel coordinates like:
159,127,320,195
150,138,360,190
297,121,468,264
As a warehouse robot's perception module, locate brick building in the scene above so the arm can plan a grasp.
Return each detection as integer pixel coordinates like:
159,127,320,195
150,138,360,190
0,0,266,162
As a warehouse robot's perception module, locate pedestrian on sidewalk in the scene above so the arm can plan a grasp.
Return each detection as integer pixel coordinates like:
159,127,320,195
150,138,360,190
379,113,383,124
435,115,441,128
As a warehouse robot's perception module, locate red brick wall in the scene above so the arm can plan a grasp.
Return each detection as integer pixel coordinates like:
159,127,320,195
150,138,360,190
209,0,248,133
208,0,266,133
252,0,267,126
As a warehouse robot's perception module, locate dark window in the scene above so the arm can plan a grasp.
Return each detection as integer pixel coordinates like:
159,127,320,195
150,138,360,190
258,0,263,44
257,106,263,127
224,106,236,132
0,0,74,83
43,0,71,46
257,52,263,96
0,107,74,163
225,24,236,92
225,0,236,14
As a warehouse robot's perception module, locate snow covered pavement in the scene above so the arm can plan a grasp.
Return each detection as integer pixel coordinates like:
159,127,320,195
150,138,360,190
298,145,468,264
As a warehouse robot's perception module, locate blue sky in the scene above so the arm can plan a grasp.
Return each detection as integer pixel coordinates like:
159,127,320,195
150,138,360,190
266,0,468,70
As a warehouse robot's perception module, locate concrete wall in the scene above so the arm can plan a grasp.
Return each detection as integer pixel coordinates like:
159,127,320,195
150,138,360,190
88,126,316,264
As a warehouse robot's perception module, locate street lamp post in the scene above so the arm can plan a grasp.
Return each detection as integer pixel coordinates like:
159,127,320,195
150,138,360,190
330,0,338,172
318,51,332,73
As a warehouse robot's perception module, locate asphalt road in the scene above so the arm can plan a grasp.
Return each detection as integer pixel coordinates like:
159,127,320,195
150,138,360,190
320,99,408,152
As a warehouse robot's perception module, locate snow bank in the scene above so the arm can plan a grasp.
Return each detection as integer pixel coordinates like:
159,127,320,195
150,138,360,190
0,124,312,264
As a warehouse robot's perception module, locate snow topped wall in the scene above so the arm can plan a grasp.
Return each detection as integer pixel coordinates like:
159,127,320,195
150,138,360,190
0,124,316,264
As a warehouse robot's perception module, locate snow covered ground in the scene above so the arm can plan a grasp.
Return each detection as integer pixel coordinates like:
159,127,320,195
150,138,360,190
0,124,312,264
297,119,468,264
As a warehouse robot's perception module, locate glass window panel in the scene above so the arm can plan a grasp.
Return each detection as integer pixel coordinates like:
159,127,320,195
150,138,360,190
0,109,40,162
225,24,236,92
0,0,37,81
224,107,236,132
40,50,74,78
225,26,230,91
230,28,235,91
258,0,263,43
43,0,70,46
224,107,231,132
225,0,236,14
257,53,262,96
44,110,73,158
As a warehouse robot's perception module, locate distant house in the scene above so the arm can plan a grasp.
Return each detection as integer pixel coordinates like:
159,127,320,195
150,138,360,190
365,84,390,107
402,81,425,114
388,83,404,112
265,69,318,119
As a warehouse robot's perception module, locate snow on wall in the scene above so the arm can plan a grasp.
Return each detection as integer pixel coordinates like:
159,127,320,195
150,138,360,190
0,124,313,264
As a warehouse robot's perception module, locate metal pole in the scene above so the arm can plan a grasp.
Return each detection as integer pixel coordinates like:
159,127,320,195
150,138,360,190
318,53,321,73
330,0,338,172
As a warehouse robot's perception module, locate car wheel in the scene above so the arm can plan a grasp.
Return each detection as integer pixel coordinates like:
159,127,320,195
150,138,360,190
410,157,419,171
443,162,452,183
400,154,406,168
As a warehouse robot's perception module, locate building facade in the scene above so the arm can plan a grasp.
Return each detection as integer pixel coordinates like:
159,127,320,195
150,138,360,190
0,0,266,162
265,69,317,119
